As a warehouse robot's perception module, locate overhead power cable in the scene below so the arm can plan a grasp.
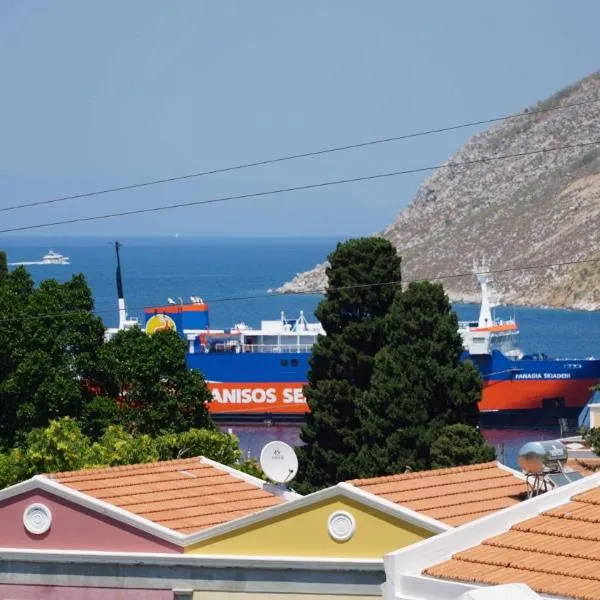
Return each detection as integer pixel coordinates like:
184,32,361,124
0,97,598,214
1,139,599,234
0,255,597,325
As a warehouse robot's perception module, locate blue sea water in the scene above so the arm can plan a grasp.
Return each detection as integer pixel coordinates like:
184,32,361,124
3,235,600,469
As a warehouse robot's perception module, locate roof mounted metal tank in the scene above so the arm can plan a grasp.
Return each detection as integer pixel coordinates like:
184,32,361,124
518,440,568,474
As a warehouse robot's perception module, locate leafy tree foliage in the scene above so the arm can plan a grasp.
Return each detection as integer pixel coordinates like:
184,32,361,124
0,268,105,448
296,240,494,491
582,427,600,455
94,327,213,436
358,281,493,474
0,418,263,489
0,250,7,281
156,428,243,463
0,268,213,449
430,424,495,469
296,238,401,492
88,425,159,467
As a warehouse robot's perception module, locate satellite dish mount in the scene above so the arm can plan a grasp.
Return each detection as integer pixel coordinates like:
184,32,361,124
259,441,299,488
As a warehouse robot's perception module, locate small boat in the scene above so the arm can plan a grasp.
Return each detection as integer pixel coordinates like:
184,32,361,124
41,250,70,265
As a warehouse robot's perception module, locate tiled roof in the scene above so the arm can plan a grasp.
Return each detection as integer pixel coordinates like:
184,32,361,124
348,462,526,526
566,457,600,476
424,485,600,600
47,457,285,535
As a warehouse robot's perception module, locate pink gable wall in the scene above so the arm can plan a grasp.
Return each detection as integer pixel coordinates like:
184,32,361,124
0,585,172,599
0,489,179,553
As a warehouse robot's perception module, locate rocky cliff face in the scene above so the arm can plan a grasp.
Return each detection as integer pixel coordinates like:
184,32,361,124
277,72,600,309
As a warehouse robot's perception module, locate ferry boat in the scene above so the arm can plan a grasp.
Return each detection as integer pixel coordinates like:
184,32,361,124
108,243,600,425
41,250,70,265
458,266,600,425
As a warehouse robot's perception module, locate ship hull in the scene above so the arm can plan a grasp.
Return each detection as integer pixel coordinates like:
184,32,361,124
188,350,600,425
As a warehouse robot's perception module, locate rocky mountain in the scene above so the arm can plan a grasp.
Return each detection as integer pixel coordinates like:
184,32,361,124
277,72,600,310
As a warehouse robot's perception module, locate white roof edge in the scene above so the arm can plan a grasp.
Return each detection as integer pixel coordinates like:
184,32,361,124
383,470,600,590
0,547,382,571
387,574,555,600
199,456,301,501
30,476,185,544
184,483,341,545
184,481,449,547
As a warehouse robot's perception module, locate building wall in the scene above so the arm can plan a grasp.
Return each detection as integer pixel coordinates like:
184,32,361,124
186,496,434,558
0,584,172,599
192,593,381,600
0,489,179,553
0,558,385,598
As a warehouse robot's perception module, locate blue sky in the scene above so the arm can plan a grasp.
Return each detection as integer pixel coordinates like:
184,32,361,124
1,1,599,237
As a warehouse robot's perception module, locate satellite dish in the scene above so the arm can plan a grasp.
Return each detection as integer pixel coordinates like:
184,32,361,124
259,441,298,484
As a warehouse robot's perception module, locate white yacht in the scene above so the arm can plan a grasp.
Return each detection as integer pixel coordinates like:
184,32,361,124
41,250,70,265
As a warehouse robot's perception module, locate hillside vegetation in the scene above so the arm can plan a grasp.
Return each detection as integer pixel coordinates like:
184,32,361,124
278,72,600,310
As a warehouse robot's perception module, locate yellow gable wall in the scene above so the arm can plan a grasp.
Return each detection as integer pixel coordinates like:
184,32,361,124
185,496,435,558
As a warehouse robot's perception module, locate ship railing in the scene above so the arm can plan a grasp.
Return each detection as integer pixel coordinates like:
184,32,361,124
242,344,313,353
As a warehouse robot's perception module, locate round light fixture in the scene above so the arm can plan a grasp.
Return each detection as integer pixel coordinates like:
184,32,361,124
23,503,52,535
327,510,355,542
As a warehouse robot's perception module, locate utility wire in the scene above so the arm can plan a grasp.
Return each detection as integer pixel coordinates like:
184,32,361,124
1,255,597,325
2,139,599,234
0,97,598,214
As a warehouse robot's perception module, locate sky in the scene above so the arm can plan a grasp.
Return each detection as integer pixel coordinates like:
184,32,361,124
1,1,599,238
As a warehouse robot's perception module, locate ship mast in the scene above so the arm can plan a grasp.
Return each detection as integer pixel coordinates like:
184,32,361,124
474,260,494,328
115,241,128,330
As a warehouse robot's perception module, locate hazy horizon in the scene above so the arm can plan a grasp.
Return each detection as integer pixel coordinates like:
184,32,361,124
2,1,600,237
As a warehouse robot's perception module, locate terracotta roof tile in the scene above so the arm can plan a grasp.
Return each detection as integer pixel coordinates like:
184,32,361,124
348,462,526,525
423,481,600,599
566,458,600,476
47,457,284,535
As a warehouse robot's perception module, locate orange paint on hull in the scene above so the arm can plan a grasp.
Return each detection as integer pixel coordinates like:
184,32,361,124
479,378,597,412
144,304,208,314
207,382,307,414
208,379,598,416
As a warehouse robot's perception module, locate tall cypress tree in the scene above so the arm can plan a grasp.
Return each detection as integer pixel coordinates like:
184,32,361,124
0,250,7,282
357,281,494,475
295,238,401,492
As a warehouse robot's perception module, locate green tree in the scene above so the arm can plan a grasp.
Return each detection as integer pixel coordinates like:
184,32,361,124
296,237,401,492
156,428,243,463
155,428,265,478
357,281,493,474
95,327,213,436
430,424,495,469
0,269,105,448
17,417,92,478
0,418,263,488
0,250,7,282
0,267,216,448
88,425,159,466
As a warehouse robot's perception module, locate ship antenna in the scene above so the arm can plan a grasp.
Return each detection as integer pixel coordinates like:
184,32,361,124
115,241,127,330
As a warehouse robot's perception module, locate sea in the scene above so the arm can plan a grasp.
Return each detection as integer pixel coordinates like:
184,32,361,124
3,235,600,470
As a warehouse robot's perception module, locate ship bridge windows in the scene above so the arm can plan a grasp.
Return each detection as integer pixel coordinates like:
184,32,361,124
280,358,299,367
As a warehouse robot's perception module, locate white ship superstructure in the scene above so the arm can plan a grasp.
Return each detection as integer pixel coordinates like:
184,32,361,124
458,262,521,358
